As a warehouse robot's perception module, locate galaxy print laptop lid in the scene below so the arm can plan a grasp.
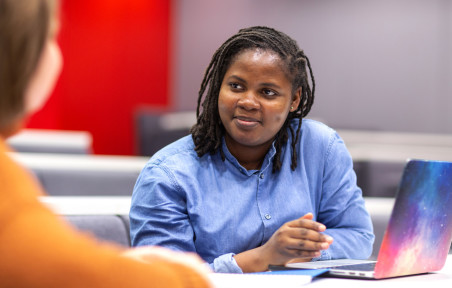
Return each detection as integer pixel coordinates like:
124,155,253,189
329,159,452,279
371,159,452,278
284,159,452,279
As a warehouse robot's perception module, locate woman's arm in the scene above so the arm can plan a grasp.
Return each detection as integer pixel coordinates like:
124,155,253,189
131,164,244,273
130,164,197,251
315,132,375,260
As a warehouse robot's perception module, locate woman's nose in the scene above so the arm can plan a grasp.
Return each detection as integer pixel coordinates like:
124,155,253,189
237,91,260,110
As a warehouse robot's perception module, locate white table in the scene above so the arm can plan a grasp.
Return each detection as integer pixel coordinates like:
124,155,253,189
210,255,452,288
40,196,131,215
309,254,452,287
7,129,93,154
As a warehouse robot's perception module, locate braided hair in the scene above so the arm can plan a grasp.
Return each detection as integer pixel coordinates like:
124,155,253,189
190,26,315,172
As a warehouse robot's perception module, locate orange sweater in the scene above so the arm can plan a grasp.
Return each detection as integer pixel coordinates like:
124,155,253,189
0,139,210,288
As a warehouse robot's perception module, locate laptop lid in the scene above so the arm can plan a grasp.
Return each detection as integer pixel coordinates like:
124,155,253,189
373,159,452,279
282,159,452,279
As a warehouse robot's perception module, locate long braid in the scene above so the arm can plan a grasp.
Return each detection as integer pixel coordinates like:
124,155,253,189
190,26,315,171
284,50,316,172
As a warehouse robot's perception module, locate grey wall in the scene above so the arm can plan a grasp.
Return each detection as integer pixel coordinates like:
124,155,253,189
171,0,452,133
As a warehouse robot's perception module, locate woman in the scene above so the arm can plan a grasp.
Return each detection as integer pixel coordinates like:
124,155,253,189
0,0,211,287
130,26,374,273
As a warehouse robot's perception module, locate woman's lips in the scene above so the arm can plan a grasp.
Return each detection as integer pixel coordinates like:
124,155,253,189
234,116,261,129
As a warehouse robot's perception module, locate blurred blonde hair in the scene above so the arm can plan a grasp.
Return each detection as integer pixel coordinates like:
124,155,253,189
0,0,58,134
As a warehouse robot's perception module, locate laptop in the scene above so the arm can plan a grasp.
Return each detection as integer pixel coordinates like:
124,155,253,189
282,159,452,279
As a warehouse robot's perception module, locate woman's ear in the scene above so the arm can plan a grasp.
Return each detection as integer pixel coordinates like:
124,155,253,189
290,87,302,112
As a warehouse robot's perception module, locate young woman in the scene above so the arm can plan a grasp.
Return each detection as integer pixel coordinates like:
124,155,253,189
130,26,374,273
0,0,211,287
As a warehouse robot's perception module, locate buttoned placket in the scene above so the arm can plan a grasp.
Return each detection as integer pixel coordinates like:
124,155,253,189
255,169,276,245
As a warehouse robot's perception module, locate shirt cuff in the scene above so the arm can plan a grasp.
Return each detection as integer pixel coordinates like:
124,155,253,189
312,249,331,261
210,253,243,273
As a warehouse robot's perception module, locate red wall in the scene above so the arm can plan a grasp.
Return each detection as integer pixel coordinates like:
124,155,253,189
27,0,171,155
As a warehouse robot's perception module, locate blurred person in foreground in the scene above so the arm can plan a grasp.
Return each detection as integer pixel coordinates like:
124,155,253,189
0,0,211,287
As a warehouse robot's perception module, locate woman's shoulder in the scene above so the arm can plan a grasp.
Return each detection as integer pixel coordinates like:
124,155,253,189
139,135,217,182
147,135,197,165
296,118,337,141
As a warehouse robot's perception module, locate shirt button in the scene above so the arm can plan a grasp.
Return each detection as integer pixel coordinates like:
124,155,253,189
264,214,271,220
259,173,264,179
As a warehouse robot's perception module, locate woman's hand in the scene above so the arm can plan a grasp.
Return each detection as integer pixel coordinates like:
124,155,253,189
262,213,333,265
234,213,333,272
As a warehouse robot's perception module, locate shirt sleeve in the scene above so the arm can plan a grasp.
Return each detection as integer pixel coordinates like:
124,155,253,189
130,163,196,251
130,164,245,273
315,131,375,260
211,253,243,273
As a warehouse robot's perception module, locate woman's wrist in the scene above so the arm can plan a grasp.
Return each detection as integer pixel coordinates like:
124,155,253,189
233,245,271,273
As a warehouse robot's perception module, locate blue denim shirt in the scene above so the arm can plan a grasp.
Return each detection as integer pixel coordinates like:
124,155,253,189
130,119,374,273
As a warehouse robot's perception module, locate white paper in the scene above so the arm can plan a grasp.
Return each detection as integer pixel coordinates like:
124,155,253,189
208,273,312,288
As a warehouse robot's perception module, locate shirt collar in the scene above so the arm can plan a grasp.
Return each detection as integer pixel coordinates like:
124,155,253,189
221,137,277,176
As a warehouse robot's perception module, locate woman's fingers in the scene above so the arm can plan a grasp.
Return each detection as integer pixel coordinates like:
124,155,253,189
288,249,322,259
263,214,334,266
289,217,326,232
285,217,333,243
280,234,331,251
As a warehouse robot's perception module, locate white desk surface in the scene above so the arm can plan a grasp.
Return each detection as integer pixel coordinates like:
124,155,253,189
308,254,452,287
347,144,452,163
10,152,149,172
211,255,452,288
7,129,93,153
337,129,452,163
40,196,131,215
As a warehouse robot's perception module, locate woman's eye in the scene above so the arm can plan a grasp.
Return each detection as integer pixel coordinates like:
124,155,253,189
229,82,242,90
262,89,277,96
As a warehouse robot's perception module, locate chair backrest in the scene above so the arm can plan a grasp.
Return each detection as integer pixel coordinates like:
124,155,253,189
354,161,405,197
65,215,131,247
42,196,132,247
11,153,148,196
135,109,195,156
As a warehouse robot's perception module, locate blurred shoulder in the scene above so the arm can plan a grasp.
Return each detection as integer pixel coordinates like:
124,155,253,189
297,118,337,141
147,135,197,166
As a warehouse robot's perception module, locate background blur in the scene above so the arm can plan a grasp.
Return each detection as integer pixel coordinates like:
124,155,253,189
26,0,452,155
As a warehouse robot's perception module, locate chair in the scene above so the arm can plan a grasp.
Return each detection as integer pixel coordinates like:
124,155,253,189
135,109,196,156
65,215,130,247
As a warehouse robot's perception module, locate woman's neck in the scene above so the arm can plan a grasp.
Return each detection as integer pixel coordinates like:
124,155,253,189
224,135,273,171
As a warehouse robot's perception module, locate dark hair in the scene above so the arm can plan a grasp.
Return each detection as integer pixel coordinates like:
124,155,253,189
190,26,315,172
0,0,56,134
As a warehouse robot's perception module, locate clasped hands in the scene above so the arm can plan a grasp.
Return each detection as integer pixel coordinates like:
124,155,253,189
234,212,333,272
262,212,333,266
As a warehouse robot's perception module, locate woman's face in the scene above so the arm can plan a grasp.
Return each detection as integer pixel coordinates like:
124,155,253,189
24,36,62,115
218,48,300,151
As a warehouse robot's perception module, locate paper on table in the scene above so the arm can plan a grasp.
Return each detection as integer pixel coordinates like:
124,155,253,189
258,269,328,277
208,273,312,288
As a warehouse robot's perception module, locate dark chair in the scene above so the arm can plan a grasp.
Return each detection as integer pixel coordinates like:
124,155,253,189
135,109,196,156
355,160,405,197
